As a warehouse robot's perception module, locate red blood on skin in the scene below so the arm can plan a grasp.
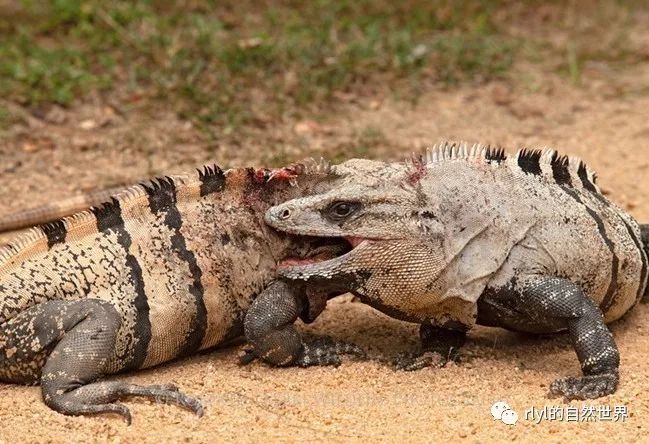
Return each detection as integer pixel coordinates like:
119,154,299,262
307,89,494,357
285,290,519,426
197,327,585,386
406,154,426,186
253,166,301,184
253,168,272,183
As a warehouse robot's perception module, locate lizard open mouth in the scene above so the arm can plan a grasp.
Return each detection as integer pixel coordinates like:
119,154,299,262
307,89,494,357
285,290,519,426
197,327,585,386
280,236,366,268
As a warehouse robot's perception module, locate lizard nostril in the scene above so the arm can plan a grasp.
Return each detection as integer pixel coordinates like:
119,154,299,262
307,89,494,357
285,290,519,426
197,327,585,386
278,208,291,220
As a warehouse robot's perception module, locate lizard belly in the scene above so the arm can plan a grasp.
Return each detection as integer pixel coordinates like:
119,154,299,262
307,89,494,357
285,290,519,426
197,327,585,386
358,290,478,327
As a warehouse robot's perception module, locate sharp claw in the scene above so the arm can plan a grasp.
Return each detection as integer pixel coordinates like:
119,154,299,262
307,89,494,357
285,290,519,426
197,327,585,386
180,396,204,417
393,351,446,371
238,347,257,365
113,404,132,426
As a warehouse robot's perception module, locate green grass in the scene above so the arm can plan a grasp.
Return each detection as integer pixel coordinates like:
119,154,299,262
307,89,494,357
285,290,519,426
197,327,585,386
0,0,645,135
553,1,641,85
0,0,518,131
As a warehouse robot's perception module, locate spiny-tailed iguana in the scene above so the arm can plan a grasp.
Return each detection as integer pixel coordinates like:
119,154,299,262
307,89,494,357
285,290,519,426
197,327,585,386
261,142,649,400
0,162,364,423
0,185,128,234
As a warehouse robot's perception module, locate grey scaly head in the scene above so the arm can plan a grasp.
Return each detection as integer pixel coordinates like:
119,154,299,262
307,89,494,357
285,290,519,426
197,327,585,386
264,145,511,326
264,141,649,400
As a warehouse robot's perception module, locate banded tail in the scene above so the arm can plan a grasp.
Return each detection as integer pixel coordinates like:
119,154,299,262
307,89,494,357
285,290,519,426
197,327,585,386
0,185,128,233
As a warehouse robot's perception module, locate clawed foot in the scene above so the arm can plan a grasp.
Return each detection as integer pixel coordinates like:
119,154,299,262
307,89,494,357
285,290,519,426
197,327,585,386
394,342,461,371
549,373,618,400
115,383,204,425
49,382,204,425
238,346,258,365
239,336,366,368
393,351,447,371
296,336,366,367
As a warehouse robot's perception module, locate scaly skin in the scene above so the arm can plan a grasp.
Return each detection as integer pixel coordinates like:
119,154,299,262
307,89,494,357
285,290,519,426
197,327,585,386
0,161,366,423
262,142,648,400
0,185,129,233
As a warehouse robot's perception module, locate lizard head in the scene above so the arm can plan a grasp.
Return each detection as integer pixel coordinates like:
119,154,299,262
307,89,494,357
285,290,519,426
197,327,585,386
263,157,446,295
265,158,438,240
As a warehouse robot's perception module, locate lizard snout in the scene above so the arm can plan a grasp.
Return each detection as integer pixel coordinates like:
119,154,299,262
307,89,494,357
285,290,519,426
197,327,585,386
266,205,293,223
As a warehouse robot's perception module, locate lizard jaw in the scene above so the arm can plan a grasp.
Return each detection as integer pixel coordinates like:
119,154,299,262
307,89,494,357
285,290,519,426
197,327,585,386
277,238,371,273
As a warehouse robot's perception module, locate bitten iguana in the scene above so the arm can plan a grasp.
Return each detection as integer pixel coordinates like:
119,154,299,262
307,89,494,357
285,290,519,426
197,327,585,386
260,142,649,400
0,185,128,234
0,162,363,423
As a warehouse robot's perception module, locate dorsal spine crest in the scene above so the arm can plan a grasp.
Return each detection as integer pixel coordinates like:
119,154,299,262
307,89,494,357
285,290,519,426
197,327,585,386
415,141,601,194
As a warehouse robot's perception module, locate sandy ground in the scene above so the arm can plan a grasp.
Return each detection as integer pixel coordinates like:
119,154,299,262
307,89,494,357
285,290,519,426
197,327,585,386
1,73,649,442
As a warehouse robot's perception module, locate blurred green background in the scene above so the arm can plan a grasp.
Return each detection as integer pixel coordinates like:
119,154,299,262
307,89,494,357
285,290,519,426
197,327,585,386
0,0,647,135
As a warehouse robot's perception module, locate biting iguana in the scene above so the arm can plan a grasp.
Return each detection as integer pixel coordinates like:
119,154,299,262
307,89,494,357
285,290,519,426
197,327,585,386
260,142,649,400
0,162,364,422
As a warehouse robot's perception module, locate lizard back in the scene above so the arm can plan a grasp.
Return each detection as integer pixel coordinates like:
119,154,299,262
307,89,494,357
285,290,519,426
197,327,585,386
414,144,647,323
265,142,648,326
0,164,331,373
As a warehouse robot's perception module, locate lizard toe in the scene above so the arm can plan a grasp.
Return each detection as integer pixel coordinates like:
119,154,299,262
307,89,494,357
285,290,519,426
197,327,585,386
238,346,258,365
74,403,132,425
549,373,618,400
145,383,180,392
112,404,133,425
394,351,446,371
125,384,204,415
296,337,365,367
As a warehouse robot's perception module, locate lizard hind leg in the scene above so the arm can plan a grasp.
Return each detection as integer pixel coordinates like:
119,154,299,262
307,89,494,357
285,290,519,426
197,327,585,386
1,299,202,423
242,280,366,367
480,276,619,400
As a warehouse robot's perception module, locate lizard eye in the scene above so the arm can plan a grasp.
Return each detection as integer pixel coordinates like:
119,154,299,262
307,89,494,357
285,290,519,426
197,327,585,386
325,201,361,221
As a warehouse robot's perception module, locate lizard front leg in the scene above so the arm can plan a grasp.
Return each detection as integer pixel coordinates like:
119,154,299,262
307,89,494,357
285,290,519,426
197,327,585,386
394,322,467,371
0,299,202,423
241,280,365,367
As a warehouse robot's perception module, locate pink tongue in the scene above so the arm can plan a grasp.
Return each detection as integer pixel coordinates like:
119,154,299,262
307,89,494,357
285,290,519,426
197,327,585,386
278,237,366,268
279,258,317,267
345,236,365,247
